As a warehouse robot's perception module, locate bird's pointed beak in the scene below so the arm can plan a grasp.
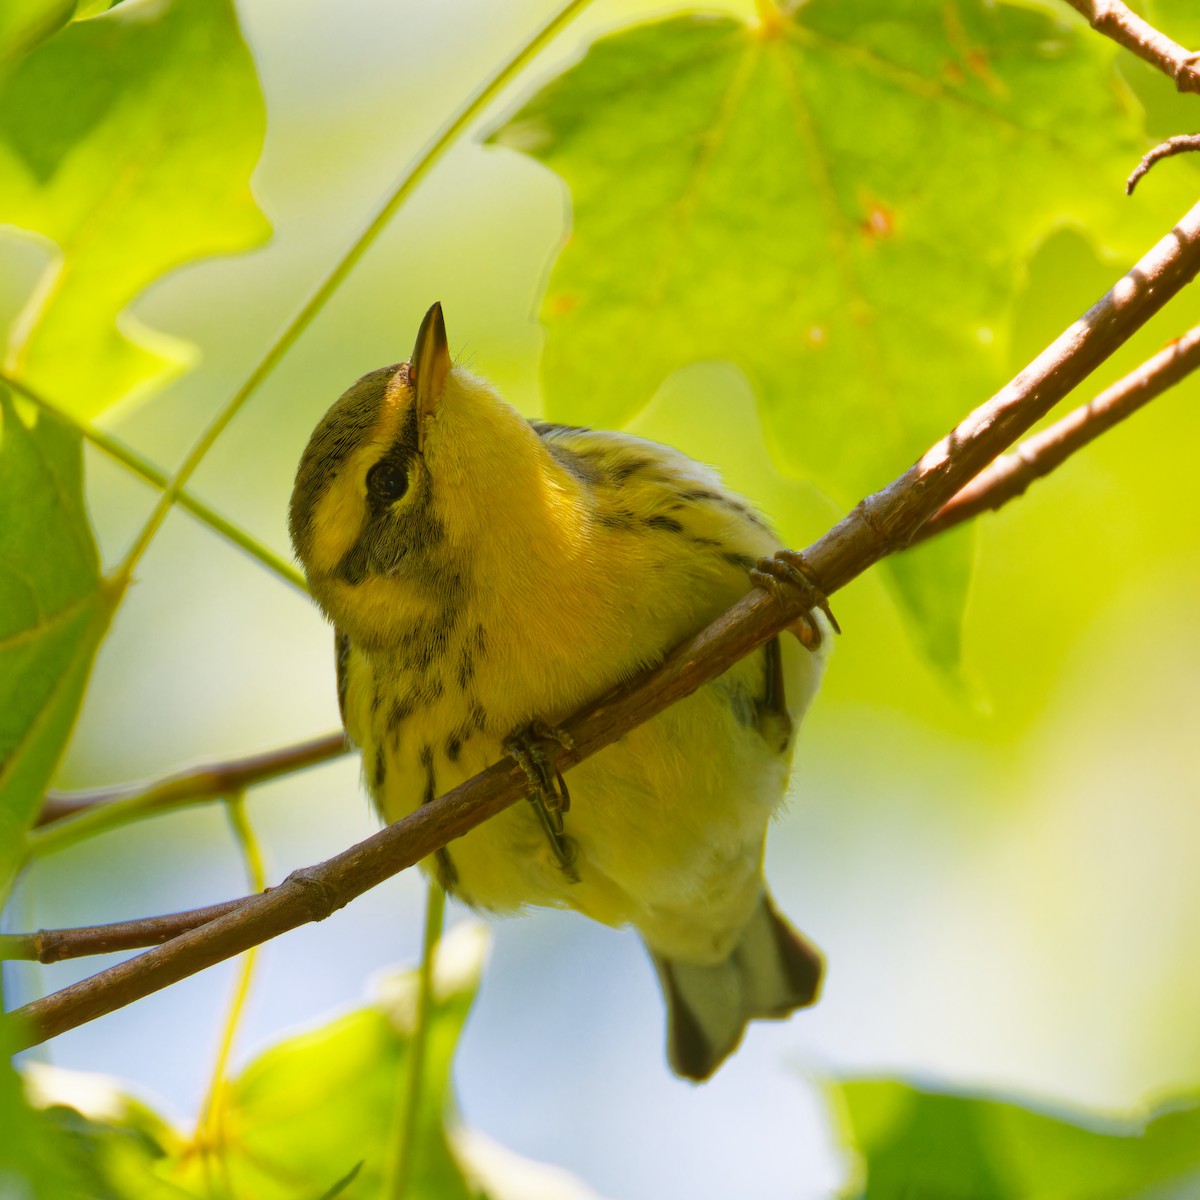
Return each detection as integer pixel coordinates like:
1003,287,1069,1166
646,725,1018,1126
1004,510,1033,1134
410,301,450,452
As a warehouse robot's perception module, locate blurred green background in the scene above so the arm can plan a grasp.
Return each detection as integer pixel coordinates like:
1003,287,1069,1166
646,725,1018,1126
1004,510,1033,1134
4,0,1200,1195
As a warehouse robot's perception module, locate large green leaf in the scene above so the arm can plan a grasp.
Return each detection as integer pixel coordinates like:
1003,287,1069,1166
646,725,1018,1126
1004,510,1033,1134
0,391,114,897
0,0,270,420
489,0,1193,671
190,952,482,1200
0,0,75,62
0,0,130,65
837,1079,1200,1198
20,926,600,1199
0,1024,93,1199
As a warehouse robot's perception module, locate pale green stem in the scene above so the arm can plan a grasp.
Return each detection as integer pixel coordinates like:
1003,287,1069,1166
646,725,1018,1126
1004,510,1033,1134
24,731,347,862
115,0,595,585
195,793,268,1194
387,881,446,1200
0,371,306,592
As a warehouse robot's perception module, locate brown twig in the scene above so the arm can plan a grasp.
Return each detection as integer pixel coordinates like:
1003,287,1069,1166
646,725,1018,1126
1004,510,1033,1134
914,324,1200,543
1062,0,1200,93
35,733,348,827
11,197,1200,1051
1063,2,1200,194
1127,133,1200,195
0,901,247,964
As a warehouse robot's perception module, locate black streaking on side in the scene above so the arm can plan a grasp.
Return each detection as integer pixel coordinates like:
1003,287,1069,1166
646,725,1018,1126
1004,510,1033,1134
718,494,771,531
433,849,458,891
334,628,351,729
457,641,475,690
597,510,636,531
754,635,794,752
645,514,684,534
652,954,716,1082
541,438,605,485
389,695,414,730
610,457,653,482
529,420,592,438
722,551,756,571
373,748,387,790
420,743,458,891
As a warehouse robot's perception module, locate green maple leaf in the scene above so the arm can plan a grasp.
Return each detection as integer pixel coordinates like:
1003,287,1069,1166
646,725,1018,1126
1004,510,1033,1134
0,392,115,897
0,0,269,420
489,0,1194,672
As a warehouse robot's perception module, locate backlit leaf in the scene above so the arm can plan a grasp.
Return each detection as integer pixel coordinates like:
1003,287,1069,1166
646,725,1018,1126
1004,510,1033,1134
19,926,602,1198
836,1078,1200,1198
0,391,114,897
489,0,1194,672
0,0,270,420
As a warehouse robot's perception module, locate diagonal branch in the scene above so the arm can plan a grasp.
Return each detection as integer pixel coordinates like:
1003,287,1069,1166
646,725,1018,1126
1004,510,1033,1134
1062,0,1200,93
19,321,1200,962
11,196,1200,1051
914,323,1200,543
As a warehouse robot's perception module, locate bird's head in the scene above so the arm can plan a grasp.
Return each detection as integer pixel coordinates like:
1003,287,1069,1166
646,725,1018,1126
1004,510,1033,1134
289,303,567,649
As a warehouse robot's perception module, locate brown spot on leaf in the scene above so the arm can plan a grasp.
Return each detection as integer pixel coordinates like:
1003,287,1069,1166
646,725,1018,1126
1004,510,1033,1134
966,49,1007,97
859,193,897,242
861,203,896,241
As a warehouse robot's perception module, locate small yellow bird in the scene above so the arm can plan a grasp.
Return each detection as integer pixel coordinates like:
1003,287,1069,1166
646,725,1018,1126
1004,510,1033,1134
289,303,831,1079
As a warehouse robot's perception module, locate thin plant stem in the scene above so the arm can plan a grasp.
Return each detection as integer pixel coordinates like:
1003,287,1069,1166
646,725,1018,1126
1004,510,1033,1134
113,0,595,587
194,793,268,1193
0,371,306,592
27,731,347,861
387,881,446,1200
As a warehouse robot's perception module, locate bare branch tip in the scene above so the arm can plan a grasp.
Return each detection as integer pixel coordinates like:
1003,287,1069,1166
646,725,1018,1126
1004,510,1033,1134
1125,133,1200,196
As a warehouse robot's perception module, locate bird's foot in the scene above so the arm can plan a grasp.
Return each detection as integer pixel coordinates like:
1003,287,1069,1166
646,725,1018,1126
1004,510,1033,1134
750,551,841,650
505,720,579,882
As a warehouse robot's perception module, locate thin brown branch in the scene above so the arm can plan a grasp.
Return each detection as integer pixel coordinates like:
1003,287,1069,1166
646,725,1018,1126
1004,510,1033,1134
1062,0,1200,93
0,901,247,964
11,197,1200,1051
1127,133,1200,195
36,732,349,826
914,323,1200,543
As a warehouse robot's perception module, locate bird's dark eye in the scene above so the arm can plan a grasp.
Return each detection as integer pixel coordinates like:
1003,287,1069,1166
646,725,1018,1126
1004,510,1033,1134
366,460,409,503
